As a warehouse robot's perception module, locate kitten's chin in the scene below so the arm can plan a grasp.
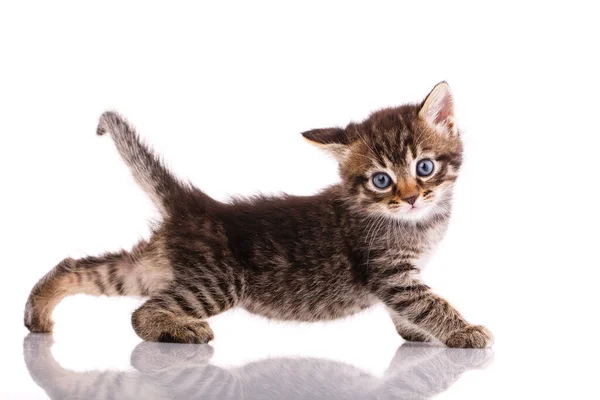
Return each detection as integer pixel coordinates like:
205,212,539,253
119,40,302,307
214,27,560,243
390,206,433,222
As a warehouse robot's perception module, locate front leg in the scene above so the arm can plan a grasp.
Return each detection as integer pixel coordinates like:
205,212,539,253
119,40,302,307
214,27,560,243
387,308,433,342
378,274,493,348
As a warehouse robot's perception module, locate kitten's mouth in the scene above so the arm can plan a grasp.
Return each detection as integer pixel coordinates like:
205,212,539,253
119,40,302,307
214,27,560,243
387,204,430,220
389,205,420,213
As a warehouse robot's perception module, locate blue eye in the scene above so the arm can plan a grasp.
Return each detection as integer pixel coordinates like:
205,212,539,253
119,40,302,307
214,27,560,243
372,172,392,189
416,159,434,177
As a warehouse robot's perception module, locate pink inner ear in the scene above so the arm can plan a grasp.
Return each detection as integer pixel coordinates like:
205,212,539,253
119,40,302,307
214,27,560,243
434,94,453,125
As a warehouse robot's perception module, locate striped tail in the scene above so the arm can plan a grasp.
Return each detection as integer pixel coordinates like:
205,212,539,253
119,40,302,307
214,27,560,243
96,111,190,217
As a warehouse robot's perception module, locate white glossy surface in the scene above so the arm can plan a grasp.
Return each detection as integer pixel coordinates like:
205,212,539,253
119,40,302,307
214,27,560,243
3,302,598,399
22,334,492,400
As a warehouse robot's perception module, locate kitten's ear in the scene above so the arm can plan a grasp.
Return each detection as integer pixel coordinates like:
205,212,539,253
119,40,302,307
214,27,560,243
301,127,354,162
419,82,457,136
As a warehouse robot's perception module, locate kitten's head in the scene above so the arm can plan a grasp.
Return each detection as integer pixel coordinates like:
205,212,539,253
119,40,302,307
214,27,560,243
303,82,463,222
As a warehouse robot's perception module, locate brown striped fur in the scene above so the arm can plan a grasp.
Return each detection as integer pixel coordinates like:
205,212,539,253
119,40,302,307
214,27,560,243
24,82,492,348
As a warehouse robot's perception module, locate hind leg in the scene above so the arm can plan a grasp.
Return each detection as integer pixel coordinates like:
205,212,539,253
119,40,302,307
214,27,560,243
132,297,214,344
23,256,126,333
25,258,76,333
25,242,171,333
132,280,240,343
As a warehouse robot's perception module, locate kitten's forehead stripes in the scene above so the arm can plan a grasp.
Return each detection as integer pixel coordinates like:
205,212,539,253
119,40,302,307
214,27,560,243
435,153,462,169
360,108,421,168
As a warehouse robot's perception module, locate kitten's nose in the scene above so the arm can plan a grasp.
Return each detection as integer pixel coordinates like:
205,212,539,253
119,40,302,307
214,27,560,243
402,194,419,205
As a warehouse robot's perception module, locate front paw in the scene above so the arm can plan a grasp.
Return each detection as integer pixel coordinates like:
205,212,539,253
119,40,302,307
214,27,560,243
445,325,493,348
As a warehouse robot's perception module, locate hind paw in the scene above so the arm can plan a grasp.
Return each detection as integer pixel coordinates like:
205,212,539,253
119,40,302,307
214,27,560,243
24,294,54,333
157,321,214,344
135,319,215,344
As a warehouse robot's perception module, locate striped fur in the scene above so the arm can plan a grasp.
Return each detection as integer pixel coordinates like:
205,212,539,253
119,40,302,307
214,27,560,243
24,82,492,348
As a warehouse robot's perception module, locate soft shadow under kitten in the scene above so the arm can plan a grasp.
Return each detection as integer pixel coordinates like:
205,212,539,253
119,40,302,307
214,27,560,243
25,82,492,348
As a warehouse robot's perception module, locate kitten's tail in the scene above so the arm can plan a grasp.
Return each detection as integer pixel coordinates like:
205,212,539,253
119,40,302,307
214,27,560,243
97,111,192,216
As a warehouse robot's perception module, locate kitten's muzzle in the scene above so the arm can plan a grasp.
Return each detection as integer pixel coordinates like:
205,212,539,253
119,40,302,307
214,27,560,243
402,194,419,206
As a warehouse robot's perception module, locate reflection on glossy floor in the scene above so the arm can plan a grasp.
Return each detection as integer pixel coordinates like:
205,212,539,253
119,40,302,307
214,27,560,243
24,334,492,400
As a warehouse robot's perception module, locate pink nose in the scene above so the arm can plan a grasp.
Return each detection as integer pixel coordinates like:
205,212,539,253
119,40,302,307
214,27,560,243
402,194,419,205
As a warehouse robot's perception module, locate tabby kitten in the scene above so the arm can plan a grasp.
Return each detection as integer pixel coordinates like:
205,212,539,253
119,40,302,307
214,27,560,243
25,82,493,348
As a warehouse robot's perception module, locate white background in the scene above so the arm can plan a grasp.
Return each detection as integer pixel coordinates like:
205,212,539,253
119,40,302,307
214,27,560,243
1,1,599,398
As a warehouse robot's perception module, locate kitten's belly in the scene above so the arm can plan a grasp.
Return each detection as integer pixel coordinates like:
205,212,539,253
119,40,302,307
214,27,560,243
241,287,378,322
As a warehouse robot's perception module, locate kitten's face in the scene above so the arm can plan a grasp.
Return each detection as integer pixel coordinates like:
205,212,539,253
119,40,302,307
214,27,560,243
303,83,463,222
342,110,462,221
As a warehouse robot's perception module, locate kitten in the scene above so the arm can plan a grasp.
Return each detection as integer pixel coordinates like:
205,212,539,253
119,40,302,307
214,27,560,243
24,82,493,348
